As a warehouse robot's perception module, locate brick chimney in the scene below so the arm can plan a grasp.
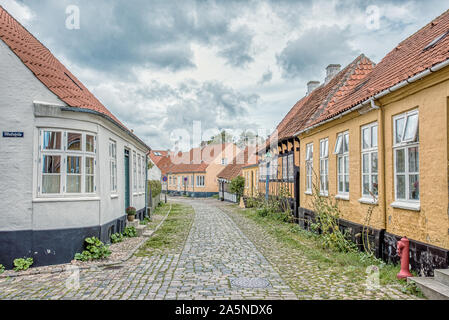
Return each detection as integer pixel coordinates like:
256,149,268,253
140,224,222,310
325,64,341,83
307,81,320,95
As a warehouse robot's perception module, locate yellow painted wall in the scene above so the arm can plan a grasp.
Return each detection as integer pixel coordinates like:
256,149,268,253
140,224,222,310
298,66,449,249
242,166,259,197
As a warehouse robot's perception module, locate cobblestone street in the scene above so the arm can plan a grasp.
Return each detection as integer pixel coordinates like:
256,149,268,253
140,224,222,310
0,198,417,300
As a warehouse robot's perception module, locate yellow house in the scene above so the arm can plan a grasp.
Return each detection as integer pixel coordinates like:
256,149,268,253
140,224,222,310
296,11,449,275
257,55,375,217
166,143,240,197
242,163,259,198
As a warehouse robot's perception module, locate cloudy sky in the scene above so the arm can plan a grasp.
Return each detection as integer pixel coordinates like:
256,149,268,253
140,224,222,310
1,0,448,150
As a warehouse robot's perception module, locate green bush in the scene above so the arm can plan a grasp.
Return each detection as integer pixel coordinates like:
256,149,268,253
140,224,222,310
110,232,124,244
140,217,151,225
123,226,137,238
13,258,33,272
74,237,111,262
230,176,245,200
149,180,162,198
0,264,5,274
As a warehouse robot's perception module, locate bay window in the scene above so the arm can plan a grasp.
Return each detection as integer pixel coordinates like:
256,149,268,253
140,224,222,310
361,123,378,199
393,110,419,203
39,129,96,196
320,138,329,196
305,143,313,193
335,131,349,195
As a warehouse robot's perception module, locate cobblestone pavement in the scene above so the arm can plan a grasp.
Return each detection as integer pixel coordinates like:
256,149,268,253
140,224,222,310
0,198,296,300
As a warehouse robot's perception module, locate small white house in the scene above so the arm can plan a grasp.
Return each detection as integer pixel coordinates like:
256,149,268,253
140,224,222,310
0,7,150,268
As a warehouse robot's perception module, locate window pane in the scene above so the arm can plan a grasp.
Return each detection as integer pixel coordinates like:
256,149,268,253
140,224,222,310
86,157,94,175
67,175,81,193
404,114,418,142
338,157,343,175
395,117,405,144
43,131,61,150
408,147,419,173
372,152,378,173
85,176,94,193
362,154,369,174
344,155,349,174
334,136,342,154
363,175,370,195
86,135,94,152
372,174,378,196
409,175,420,200
396,175,406,199
67,133,82,151
372,125,378,148
338,175,343,193
396,149,405,173
42,175,60,194
43,155,61,173
343,134,349,153
362,128,370,149
67,156,81,174
344,175,349,193
324,140,329,157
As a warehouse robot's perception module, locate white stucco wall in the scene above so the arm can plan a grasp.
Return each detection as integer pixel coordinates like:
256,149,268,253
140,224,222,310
0,38,148,233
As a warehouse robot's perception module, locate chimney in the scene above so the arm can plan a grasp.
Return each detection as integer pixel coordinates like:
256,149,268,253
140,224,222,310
307,81,320,95
325,64,341,83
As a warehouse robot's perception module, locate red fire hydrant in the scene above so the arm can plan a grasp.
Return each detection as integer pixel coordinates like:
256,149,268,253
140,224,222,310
397,237,413,280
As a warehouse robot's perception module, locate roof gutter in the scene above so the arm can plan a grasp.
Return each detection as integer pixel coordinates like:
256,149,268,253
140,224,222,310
60,106,151,151
294,57,449,136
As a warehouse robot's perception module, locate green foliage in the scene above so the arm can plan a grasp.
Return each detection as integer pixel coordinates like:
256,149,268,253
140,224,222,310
13,257,33,272
0,264,5,274
140,217,151,225
123,226,137,238
230,176,245,199
126,206,136,216
110,232,124,244
211,194,219,199
149,180,162,198
74,237,111,261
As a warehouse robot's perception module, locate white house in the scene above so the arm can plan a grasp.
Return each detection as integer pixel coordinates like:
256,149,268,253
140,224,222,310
0,7,150,268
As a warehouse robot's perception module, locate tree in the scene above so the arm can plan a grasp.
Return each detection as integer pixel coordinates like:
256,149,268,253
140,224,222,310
230,176,245,200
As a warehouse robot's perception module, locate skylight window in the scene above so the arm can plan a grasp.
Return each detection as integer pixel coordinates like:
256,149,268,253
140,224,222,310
423,30,449,51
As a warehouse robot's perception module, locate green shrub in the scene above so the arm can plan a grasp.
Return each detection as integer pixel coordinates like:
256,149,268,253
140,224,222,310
110,232,124,244
74,237,111,261
140,217,151,225
0,264,5,274
148,180,162,198
230,176,245,200
13,258,33,272
123,226,137,238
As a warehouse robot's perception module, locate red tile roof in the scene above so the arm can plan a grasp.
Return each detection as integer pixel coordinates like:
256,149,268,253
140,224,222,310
166,143,235,174
308,9,449,128
0,6,149,149
149,150,169,166
261,54,375,152
217,146,258,181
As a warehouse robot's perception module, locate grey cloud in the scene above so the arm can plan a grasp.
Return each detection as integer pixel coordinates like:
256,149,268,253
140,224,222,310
276,25,359,79
258,69,273,85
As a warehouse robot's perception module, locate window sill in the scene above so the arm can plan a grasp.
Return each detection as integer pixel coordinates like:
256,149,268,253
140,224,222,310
304,191,313,195
390,201,420,212
111,194,119,199
335,194,349,201
33,196,100,203
320,192,329,197
359,197,378,205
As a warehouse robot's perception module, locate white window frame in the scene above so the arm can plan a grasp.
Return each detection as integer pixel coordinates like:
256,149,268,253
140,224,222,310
109,140,117,193
393,110,420,205
282,156,288,181
335,131,349,196
196,175,205,187
38,129,96,197
361,123,378,201
287,154,294,182
133,151,137,192
320,138,329,196
305,143,313,194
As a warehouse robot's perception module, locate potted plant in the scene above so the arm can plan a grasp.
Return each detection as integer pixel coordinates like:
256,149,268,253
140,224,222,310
126,206,136,222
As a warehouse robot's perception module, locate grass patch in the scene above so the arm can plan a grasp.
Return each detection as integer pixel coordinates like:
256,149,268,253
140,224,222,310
135,203,194,256
230,205,413,290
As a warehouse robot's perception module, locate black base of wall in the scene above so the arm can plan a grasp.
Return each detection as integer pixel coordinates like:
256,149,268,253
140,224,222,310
0,208,146,270
168,190,218,198
298,207,449,276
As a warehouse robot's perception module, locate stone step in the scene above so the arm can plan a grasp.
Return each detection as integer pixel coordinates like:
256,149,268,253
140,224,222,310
408,277,449,300
126,220,140,228
136,225,146,237
435,269,449,287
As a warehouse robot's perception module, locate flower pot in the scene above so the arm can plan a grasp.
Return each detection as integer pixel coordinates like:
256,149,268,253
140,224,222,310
127,215,135,222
